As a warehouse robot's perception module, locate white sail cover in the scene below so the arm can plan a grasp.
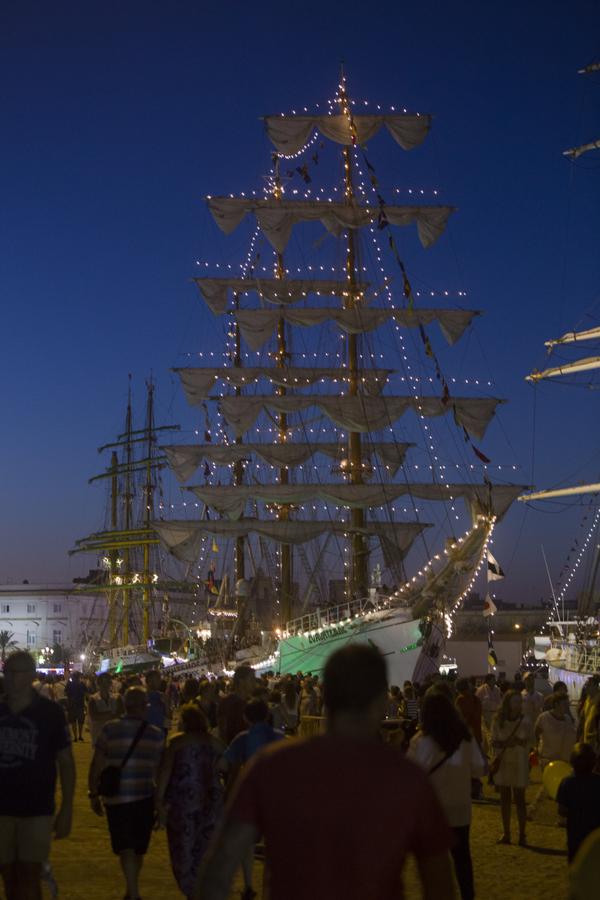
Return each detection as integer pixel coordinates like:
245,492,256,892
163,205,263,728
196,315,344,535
234,308,477,351
527,356,600,382
175,366,392,402
187,483,523,522
207,198,455,252
162,442,413,482
564,138,600,159
218,395,502,441
545,325,600,348
193,277,369,315
153,518,429,563
264,114,431,154
519,482,600,503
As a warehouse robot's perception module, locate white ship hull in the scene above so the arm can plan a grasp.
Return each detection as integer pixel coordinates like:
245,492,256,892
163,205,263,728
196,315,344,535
545,642,600,700
250,606,441,685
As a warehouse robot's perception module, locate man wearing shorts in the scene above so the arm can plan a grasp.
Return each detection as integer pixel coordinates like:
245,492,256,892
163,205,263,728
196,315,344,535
0,650,75,899
88,686,164,900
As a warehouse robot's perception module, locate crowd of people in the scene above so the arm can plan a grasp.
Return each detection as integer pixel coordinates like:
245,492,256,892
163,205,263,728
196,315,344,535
2,652,600,898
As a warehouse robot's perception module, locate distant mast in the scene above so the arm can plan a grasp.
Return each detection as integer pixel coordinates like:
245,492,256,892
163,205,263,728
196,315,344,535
519,61,600,506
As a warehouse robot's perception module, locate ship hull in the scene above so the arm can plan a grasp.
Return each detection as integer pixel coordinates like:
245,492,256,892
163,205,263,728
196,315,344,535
547,658,598,700
275,611,427,684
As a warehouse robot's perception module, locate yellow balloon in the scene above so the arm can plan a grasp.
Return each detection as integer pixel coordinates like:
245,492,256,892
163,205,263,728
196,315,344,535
542,760,573,800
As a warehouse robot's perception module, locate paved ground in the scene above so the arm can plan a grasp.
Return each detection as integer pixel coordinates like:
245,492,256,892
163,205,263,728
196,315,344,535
45,739,569,900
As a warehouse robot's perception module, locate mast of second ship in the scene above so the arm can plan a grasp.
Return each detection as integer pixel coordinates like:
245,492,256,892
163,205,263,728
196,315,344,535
339,75,367,597
272,158,293,625
233,293,245,591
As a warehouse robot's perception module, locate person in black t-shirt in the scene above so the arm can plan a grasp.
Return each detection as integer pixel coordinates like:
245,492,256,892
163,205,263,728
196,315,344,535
65,671,87,741
0,650,75,899
557,741,600,863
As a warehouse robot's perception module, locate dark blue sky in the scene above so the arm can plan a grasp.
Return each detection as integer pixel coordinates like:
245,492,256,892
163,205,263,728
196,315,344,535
1,1,599,606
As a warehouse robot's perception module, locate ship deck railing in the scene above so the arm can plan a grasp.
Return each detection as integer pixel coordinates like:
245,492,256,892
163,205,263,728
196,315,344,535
566,644,600,674
284,595,402,636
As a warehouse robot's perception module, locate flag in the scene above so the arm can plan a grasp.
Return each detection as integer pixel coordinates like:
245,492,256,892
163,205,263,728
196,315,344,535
487,632,498,667
483,593,497,617
487,550,505,581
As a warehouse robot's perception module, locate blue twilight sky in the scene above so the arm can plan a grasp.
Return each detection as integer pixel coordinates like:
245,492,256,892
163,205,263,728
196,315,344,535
1,1,599,606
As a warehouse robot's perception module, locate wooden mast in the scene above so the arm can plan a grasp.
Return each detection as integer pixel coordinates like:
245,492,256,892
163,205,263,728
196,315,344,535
339,75,368,598
122,385,133,644
142,381,154,642
273,157,293,625
233,294,246,589
109,451,119,645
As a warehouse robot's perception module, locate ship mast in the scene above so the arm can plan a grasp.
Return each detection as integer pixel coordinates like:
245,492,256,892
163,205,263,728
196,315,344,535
109,451,119,644
122,385,133,644
339,75,367,597
273,158,293,624
142,381,155,642
71,382,180,650
233,293,246,589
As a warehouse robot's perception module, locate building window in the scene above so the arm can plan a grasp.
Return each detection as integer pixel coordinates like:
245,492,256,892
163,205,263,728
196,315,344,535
1,604,9,614
27,603,36,614
53,603,62,614
52,629,62,645
26,630,36,647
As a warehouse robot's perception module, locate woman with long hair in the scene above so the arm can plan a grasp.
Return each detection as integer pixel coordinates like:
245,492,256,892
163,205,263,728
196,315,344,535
408,689,485,900
491,689,533,846
155,703,223,899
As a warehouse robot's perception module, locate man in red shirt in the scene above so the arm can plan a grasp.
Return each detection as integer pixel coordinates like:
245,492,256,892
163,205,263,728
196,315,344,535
196,645,456,900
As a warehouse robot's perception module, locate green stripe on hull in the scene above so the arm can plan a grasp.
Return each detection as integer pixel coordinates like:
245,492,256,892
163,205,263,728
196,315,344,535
277,614,424,680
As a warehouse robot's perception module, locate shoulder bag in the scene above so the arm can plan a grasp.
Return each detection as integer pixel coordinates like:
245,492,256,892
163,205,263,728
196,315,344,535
98,720,148,798
489,716,522,777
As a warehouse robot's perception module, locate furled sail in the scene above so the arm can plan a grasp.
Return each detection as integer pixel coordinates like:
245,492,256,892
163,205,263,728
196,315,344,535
527,356,600,382
545,325,600,348
193,277,369,314
207,197,455,252
563,138,600,160
153,518,430,563
264,113,431,154
162,442,413,482
218,395,502,441
174,366,392,403
519,483,600,503
234,307,478,351
187,483,524,523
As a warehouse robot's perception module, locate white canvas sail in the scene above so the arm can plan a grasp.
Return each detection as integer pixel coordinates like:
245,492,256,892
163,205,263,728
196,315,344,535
153,518,430,563
233,307,478,351
174,366,392,401
193,277,369,314
218,395,503,441
207,197,455,252
162,441,413,482
188,483,524,522
264,113,431,154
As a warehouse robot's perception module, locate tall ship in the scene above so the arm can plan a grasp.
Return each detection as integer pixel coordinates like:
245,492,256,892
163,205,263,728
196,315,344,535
151,74,525,684
70,380,200,674
520,61,600,696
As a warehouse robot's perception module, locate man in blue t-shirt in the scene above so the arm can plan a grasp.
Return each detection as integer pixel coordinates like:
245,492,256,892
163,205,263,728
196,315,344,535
222,699,284,900
224,699,285,769
557,742,600,862
0,651,75,898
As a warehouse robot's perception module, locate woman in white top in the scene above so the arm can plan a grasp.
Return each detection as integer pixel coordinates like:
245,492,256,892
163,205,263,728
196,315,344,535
491,690,533,846
535,694,576,766
408,689,485,900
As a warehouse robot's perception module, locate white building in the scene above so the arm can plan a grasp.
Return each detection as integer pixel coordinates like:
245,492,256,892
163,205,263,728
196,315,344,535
0,583,106,656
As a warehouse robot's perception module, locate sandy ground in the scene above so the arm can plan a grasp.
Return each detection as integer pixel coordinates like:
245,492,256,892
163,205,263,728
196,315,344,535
45,739,569,900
